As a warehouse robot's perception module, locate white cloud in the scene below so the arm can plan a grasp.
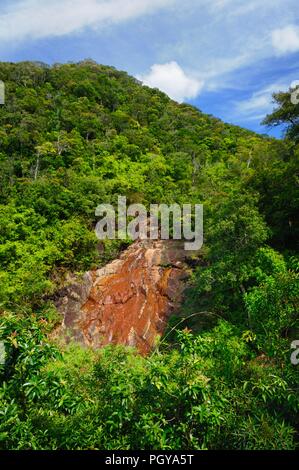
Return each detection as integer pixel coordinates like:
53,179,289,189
271,25,299,55
0,0,174,42
157,0,295,95
209,0,283,18
235,82,289,120
137,61,204,102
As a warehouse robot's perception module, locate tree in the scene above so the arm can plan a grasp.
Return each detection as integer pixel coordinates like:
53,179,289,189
263,85,299,141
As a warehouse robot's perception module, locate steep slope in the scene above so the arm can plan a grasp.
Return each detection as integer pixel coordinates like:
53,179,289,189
0,59,266,317
56,239,189,354
1,60,298,451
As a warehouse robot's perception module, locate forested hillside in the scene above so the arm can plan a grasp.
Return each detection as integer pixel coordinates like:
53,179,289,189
0,60,298,450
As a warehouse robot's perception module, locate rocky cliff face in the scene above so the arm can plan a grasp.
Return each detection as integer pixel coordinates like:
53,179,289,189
56,239,189,354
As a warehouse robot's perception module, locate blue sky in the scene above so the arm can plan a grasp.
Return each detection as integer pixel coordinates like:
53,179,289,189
1,0,299,137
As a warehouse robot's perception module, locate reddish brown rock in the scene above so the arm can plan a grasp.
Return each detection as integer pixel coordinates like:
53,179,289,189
56,239,189,354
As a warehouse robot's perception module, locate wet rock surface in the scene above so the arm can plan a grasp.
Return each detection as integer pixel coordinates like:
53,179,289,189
56,239,190,354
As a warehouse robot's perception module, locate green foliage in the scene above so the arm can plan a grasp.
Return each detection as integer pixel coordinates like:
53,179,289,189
263,86,299,141
0,61,298,450
0,319,296,450
245,269,299,355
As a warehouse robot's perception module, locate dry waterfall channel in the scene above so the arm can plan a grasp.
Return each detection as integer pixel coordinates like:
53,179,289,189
55,239,191,354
